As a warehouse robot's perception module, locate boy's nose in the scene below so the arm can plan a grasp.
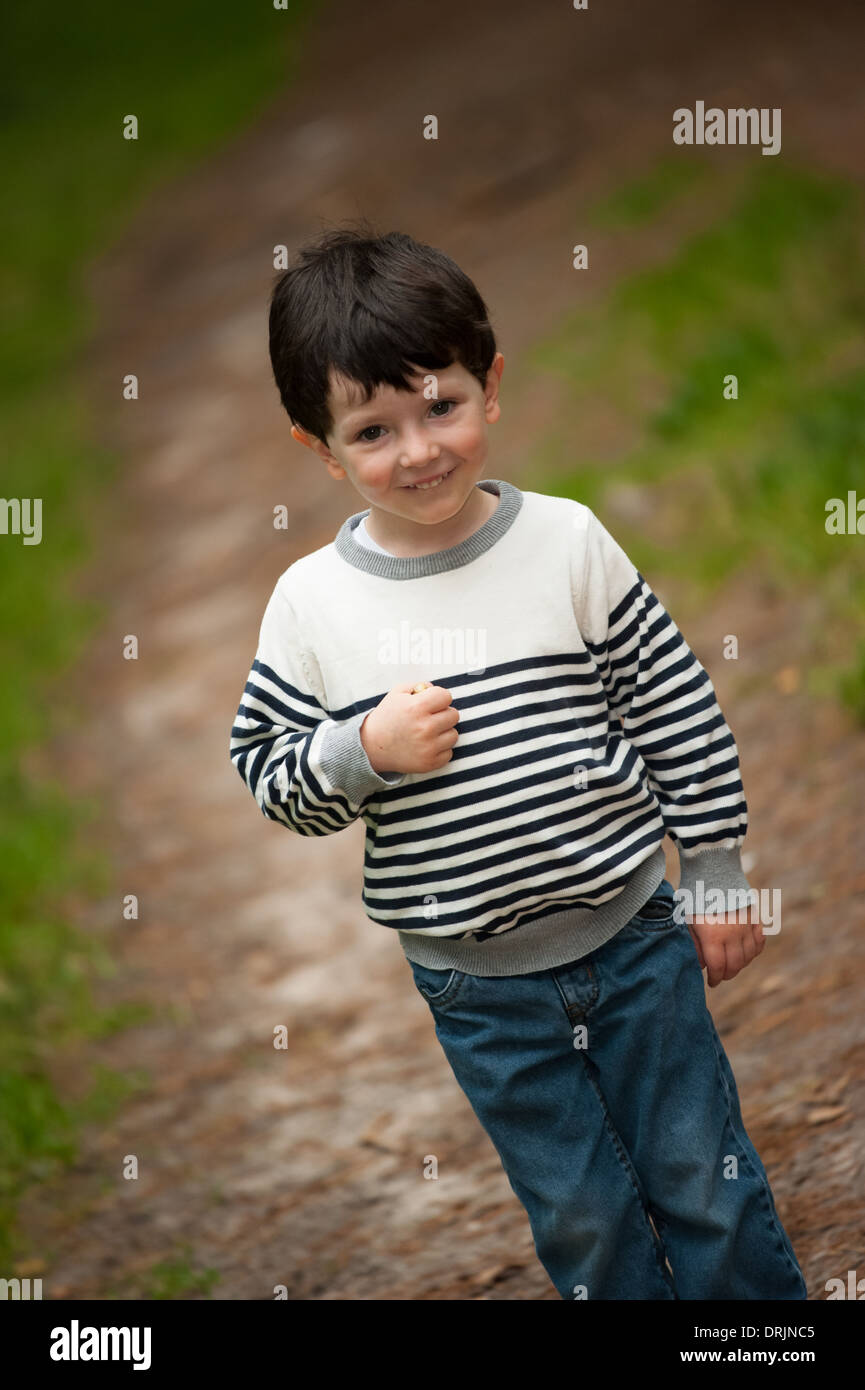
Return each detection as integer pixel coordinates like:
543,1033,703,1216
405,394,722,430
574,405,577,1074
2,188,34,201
399,431,442,467
397,419,439,464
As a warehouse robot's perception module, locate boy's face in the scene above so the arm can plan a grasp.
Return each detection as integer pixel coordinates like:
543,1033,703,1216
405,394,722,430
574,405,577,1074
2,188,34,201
290,354,504,530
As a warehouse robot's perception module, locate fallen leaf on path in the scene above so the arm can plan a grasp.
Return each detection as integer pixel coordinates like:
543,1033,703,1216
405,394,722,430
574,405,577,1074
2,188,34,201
806,1105,847,1125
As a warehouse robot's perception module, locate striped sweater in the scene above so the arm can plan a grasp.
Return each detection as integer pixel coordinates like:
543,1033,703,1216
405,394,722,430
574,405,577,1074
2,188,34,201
229,478,752,976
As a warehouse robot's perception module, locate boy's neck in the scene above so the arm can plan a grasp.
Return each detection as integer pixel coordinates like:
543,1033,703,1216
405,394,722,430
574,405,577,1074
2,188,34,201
363,481,500,558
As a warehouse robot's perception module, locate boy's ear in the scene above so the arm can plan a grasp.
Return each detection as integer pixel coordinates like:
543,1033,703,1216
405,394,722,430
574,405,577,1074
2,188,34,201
290,424,346,479
484,352,504,423
291,423,329,457
290,424,314,449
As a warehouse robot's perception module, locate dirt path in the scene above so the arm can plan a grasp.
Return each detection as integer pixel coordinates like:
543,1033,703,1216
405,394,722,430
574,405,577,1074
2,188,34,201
20,0,865,1298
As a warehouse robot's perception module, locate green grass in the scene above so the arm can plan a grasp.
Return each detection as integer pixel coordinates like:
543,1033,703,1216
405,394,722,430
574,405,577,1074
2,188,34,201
1,0,316,1270
102,1241,221,1300
139,1247,221,1301
587,153,712,229
525,157,865,714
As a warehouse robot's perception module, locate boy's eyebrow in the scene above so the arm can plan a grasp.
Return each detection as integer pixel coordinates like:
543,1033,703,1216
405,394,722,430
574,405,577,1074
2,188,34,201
339,375,462,432
339,403,383,431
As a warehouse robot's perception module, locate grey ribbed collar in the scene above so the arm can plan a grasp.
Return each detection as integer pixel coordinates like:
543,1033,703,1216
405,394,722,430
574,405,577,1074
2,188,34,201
334,478,523,580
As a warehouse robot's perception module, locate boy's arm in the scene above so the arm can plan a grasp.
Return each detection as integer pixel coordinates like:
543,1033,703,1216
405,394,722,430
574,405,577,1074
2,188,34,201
230,579,406,834
572,507,753,908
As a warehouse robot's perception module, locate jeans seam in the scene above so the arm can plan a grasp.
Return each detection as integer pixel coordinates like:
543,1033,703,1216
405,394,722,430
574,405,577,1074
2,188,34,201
577,1049,677,1298
551,966,599,1020
414,966,468,1012
707,1022,805,1286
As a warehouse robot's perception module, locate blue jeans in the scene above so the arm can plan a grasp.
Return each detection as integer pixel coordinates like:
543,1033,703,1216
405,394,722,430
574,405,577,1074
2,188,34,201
408,877,807,1300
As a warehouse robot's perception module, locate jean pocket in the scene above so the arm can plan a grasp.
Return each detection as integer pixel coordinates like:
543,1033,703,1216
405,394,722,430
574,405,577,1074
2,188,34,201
408,960,469,1012
628,879,680,931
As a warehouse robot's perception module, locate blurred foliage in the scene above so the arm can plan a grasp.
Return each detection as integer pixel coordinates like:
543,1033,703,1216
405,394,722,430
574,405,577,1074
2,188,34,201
525,157,865,716
0,0,314,1269
107,1242,221,1300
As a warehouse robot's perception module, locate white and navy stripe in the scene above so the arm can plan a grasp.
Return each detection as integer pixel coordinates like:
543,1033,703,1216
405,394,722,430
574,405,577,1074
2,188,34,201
229,480,751,968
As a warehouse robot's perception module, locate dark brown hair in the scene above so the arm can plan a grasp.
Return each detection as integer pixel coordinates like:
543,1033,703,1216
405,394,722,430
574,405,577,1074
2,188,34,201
268,221,498,443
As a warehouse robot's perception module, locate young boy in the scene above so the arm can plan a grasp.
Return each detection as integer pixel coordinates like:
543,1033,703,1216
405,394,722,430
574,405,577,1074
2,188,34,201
229,224,807,1301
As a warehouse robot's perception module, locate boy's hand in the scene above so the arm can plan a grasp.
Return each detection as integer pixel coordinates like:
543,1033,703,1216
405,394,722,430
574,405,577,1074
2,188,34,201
685,909,766,988
360,682,459,774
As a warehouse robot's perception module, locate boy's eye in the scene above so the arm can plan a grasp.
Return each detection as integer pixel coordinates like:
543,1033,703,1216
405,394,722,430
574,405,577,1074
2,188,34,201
354,399,457,443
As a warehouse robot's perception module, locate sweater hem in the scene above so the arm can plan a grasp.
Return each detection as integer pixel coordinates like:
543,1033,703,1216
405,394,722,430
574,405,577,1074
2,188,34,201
397,844,667,976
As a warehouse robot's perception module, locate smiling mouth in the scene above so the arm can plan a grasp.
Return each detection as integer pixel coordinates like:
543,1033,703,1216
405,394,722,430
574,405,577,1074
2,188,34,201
403,467,453,490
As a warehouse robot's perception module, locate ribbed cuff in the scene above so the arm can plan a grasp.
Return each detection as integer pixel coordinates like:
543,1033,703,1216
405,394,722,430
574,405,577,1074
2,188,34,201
317,710,407,805
675,844,754,914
